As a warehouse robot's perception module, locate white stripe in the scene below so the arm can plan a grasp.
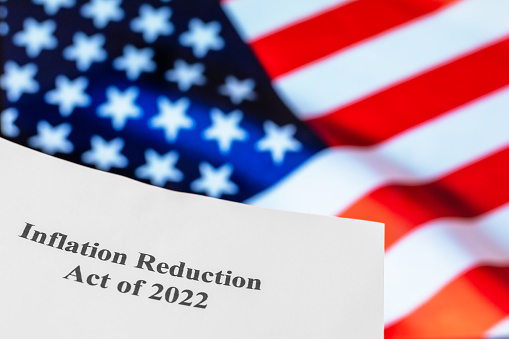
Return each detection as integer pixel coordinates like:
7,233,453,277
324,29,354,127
487,316,509,339
385,204,509,325
245,85,509,216
274,0,509,120
222,0,354,41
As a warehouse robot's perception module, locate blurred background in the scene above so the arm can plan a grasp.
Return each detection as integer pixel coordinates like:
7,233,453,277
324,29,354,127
1,0,509,338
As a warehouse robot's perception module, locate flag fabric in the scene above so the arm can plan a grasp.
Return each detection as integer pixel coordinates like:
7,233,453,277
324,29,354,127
1,0,509,338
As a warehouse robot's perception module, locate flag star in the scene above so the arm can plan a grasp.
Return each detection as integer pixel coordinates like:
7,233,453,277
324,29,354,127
32,0,75,15
135,149,183,186
179,18,224,58
13,18,57,58
150,97,193,143
81,0,124,29
1,61,39,102
130,4,173,43
218,75,256,105
191,162,238,198
45,75,91,117
82,135,128,171
28,120,74,155
165,59,206,92
1,108,20,138
113,45,156,81
256,121,302,165
63,32,107,72
203,108,247,154
97,86,141,131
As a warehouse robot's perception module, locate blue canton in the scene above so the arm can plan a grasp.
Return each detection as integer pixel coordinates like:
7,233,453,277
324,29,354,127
0,0,326,202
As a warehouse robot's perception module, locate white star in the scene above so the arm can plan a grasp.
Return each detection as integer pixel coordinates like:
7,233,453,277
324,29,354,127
190,162,238,198
13,18,57,58
130,4,173,43
179,18,224,58
1,108,20,138
150,97,193,143
203,108,247,154
135,149,183,186
82,135,128,171
218,75,256,105
81,0,124,29
256,121,302,165
33,0,75,15
165,59,206,92
97,86,141,131
63,32,107,72
1,61,39,102
113,45,156,81
28,120,74,155
45,75,91,117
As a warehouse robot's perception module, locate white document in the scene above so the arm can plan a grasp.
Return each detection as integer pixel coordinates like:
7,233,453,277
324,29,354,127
0,138,383,338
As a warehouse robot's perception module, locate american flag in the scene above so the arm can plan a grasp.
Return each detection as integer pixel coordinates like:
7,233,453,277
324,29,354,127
1,0,509,338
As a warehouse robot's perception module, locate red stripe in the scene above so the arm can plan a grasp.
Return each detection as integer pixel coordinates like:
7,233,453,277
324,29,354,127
385,265,509,338
250,0,458,79
307,36,509,147
340,146,509,249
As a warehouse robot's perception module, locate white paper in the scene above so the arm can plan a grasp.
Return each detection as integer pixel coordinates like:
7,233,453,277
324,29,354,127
0,138,383,338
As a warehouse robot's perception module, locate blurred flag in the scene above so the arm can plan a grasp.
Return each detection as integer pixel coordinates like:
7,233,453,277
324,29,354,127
1,0,509,338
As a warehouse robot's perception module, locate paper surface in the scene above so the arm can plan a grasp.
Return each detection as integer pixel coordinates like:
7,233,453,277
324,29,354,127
0,138,383,339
